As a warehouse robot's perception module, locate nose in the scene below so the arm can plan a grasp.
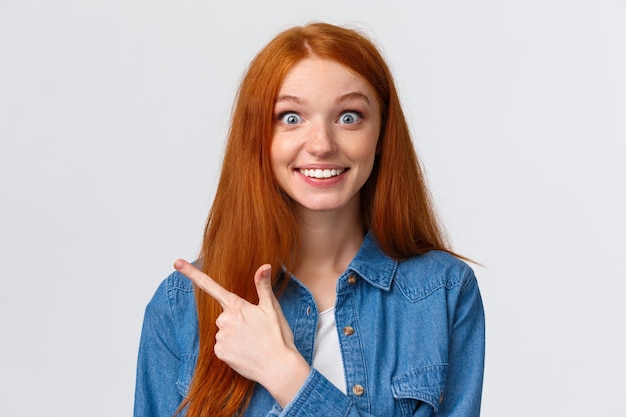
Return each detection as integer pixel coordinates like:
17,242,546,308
305,120,337,157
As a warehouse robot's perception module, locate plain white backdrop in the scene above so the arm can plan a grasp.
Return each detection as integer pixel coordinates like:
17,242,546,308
1,0,624,415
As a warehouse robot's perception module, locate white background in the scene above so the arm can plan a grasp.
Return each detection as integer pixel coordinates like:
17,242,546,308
1,0,624,415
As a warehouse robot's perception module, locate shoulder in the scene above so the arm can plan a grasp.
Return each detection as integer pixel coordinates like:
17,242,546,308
393,250,476,302
147,269,194,306
144,270,197,332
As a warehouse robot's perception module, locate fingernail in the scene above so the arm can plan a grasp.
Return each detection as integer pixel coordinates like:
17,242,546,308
174,260,184,270
262,265,271,278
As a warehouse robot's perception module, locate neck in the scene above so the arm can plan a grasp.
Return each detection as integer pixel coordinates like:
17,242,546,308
293,198,365,276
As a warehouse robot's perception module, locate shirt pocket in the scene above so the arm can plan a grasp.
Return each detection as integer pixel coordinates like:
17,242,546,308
176,353,198,397
391,364,448,416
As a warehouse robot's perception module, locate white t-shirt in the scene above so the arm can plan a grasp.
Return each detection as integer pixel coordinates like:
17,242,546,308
311,307,346,393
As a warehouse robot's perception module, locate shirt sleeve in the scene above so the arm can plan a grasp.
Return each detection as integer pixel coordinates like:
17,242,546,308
134,279,185,417
436,272,486,416
266,369,378,417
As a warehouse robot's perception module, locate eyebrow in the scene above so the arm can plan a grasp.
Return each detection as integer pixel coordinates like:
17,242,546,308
274,95,303,105
274,91,371,105
336,92,371,105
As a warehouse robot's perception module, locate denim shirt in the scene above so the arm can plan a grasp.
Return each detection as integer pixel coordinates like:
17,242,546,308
134,233,485,417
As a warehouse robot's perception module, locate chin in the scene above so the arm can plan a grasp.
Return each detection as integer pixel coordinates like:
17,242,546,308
294,197,356,213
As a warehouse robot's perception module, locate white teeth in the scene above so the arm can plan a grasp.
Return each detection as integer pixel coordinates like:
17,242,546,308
300,168,345,179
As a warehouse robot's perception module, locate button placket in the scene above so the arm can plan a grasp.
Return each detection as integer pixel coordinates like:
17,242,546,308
292,284,317,365
335,274,369,408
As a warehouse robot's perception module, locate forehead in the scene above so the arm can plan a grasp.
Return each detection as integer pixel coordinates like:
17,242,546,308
277,57,375,98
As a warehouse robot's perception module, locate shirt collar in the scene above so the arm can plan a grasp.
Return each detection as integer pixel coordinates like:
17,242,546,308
347,231,398,291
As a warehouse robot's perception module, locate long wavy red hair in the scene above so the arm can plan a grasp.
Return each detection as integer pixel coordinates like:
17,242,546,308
181,22,451,417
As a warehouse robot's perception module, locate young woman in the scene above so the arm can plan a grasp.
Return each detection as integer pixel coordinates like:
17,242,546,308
134,22,485,417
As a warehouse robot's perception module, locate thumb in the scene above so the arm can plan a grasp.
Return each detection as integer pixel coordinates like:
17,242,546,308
255,264,294,346
254,264,275,307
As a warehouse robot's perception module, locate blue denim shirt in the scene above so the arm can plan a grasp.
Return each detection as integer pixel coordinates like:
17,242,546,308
134,233,485,416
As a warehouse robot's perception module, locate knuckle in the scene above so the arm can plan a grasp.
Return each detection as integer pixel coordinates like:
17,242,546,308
214,330,224,342
213,343,224,358
215,312,230,328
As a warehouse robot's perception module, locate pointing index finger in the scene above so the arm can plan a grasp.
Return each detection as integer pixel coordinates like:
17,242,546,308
174,259,231,307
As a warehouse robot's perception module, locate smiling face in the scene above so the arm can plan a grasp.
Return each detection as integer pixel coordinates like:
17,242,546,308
271,57,381,218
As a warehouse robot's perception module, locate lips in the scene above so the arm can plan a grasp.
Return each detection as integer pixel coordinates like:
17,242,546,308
298,168,346,179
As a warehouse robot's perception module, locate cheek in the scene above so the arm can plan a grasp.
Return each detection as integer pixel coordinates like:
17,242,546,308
269,137,286,168
355,131,380,164
269,137,295,188
354,133,380,182
270,134,302,167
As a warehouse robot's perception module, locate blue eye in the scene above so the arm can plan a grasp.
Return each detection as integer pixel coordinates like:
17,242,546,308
338,111,361,125
280,112,302,125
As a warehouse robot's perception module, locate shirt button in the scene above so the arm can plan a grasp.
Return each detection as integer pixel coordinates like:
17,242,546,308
306,306,312,315
343,326,354,336
347,275,357,285
352,384,364,396
439,392,444,403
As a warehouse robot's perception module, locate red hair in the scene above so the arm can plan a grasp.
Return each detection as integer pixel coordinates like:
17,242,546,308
181,22,452,417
